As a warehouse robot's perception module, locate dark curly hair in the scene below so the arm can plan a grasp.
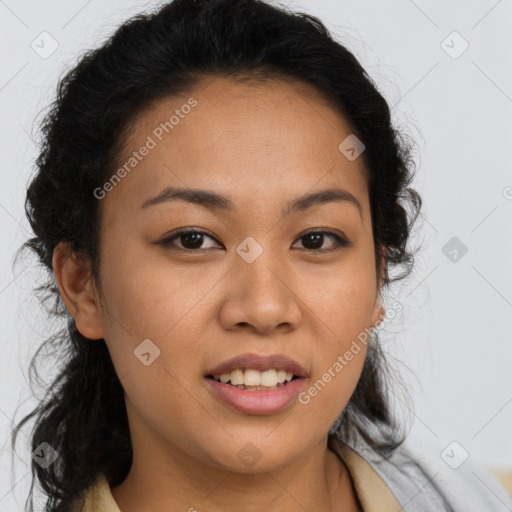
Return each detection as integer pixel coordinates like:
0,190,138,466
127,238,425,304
11,0,422,510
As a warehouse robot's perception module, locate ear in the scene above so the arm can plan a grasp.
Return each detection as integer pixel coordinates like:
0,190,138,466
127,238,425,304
370,245,388,328
52,241,105,340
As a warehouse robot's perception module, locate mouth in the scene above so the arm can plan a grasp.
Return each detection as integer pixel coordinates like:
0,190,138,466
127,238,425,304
204,353,308,415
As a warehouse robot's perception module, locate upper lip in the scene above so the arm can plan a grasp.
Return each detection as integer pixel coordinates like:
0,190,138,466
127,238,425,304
206,353,308,378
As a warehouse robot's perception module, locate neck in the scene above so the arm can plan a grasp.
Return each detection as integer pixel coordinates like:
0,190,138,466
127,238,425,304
111,431,360,512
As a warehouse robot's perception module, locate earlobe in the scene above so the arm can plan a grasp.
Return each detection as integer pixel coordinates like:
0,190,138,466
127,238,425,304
52,241,105,340
371,302,386,328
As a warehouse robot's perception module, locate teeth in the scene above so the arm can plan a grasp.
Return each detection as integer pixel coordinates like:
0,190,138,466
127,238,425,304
244,369,261,386
260,369,277,386
215,368,296,388
230,369,244,386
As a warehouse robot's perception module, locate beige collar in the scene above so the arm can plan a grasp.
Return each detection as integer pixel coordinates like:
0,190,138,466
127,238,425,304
329,436,402,511
79,473,120,512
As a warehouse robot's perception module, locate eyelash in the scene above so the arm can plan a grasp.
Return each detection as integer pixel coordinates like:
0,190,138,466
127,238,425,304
159,228,351,253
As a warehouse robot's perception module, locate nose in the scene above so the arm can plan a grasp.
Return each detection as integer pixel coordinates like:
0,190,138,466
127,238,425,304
218,247,302,336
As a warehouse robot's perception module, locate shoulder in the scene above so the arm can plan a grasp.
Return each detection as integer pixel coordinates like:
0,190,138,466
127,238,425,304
332,431,512,512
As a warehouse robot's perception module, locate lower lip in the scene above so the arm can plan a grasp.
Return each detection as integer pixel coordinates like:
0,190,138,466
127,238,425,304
204,377,306,415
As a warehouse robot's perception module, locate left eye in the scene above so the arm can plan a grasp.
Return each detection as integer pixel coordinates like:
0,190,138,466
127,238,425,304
160,229,350,252
293,231,350,252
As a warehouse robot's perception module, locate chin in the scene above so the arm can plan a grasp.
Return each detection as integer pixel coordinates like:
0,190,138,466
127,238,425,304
201,436,306,474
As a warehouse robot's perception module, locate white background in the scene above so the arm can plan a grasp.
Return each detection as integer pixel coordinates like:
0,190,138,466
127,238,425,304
1,0,511,509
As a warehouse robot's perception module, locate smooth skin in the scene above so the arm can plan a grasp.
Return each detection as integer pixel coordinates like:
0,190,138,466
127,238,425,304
53,76,387,512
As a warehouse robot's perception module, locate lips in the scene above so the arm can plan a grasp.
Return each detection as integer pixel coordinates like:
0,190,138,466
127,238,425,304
205,353,308,378
205,376,306,415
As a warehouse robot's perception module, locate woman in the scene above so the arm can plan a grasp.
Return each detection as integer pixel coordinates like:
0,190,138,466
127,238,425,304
11,0,512,510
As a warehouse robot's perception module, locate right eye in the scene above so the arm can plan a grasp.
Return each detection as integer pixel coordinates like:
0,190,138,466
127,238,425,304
159,229,222,251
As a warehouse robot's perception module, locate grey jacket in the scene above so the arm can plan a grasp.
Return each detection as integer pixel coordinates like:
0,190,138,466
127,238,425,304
340,430,512,511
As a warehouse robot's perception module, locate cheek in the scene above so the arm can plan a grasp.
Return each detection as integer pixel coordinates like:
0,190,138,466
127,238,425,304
99,242,221,342
299,246,377,337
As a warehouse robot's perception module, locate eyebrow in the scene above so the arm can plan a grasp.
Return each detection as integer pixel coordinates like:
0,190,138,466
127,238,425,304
140,186,362,218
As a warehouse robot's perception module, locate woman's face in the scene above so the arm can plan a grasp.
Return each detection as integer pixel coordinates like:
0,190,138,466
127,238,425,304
91,76,383,472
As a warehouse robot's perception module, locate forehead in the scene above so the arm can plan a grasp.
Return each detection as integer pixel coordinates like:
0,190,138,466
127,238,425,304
101,75,369,223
